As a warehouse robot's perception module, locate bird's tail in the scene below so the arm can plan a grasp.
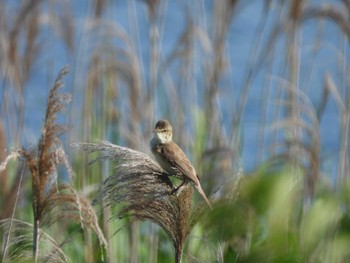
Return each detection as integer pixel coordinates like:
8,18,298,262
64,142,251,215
195,184,213,209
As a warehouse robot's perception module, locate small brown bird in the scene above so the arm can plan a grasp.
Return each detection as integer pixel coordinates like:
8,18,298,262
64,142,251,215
150,120,212,209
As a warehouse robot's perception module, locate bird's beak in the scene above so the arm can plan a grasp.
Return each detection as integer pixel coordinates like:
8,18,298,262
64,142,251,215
152,129,156,133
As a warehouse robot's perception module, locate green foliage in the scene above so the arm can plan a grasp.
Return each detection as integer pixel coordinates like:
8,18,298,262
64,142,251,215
202,167,350,263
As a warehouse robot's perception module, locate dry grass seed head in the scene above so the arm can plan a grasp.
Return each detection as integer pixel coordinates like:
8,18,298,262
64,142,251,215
41,184,108,248
73,141,209,260
19,66,71,219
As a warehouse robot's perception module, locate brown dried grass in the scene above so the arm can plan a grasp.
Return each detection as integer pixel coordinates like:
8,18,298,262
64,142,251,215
73,141,209,263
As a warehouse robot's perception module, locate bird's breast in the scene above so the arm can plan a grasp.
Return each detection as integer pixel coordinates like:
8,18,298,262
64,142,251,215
150,142,176,175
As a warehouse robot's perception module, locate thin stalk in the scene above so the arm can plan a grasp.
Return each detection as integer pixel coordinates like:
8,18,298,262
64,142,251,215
338,111,350,183
33,218,40,263
149,224,158,263
129,221,139,263
175,244,183,263
2,162,25,262
148,4,159,125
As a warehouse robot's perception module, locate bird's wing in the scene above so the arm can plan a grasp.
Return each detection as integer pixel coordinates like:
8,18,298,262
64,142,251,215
160,142,199,185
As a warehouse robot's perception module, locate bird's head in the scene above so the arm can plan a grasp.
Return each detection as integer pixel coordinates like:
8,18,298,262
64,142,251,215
153,119,173,143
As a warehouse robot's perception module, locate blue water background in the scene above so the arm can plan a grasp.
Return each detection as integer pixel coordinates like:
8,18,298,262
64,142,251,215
2,1,343,178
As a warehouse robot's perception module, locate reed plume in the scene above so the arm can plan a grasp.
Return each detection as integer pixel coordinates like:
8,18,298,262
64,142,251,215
19,66,73,261
269,83,320,202
73,141,208,263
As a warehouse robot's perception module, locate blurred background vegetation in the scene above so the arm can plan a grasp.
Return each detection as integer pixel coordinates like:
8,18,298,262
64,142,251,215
1,0,350,262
